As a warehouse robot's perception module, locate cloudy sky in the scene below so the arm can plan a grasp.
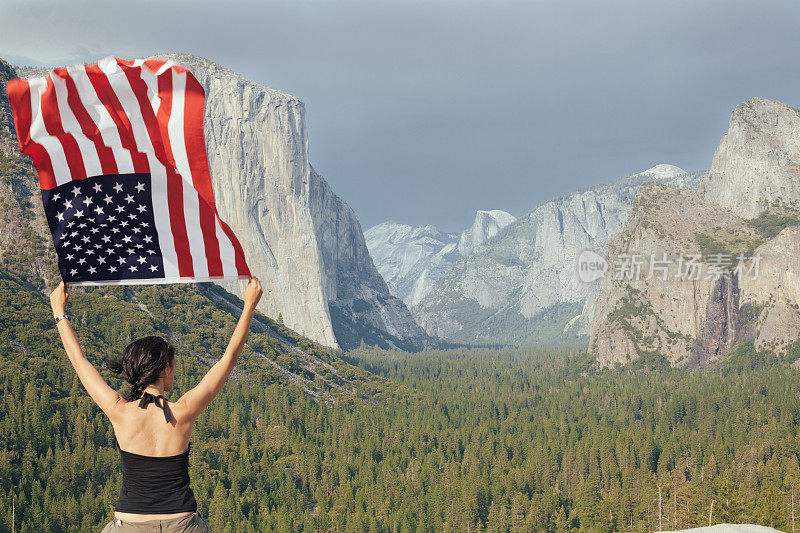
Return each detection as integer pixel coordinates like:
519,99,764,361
2,0,800,232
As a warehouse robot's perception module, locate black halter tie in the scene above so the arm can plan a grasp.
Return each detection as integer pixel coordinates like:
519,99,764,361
138,391,173,423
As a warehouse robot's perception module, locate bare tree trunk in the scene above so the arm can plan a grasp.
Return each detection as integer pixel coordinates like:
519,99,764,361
709,500,714,527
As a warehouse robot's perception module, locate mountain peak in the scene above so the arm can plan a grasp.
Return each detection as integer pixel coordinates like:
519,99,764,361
637,164,685,180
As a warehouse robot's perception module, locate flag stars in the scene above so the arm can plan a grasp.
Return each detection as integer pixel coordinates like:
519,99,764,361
143,236,152,243
137,256,146,264
75,210,84,218
124,194,134,204
92,183,102,193
109,266,117,273
98,257,106,265
122,235,132,243
88,266,97,274
94,206,104,215
104,195,113,204
129,265,138,272
71,186,81,197
136,205,146,213
64,199,73,209
135,182,145,192
83,196,93,206
113,183,123,193
149,265,158,272
115,205,125,213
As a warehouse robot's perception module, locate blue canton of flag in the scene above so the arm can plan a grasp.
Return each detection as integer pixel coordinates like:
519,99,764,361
42,173,165,284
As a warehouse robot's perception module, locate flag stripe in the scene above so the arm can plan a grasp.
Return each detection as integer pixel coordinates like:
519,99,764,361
59,69,119,176
166,70,211,278
6,79,57,189
49,69,104,179
85,62,150,174
68,65,135,175
40,76,88,182
153,67,195,278
181,72,224,277
27,79,72,186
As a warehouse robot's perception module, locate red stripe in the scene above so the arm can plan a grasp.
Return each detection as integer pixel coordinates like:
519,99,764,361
56,69,118,176
182,72,224,277
143,59,167,73
6,79,57,189
84,63,150,174
218,216,251,276
154,69,194,278
41,75,87,181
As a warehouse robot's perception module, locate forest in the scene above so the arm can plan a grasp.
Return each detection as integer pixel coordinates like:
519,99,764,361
3,268,800,532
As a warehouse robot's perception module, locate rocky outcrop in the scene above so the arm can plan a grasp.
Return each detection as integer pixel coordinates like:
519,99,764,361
148,54,433,351
591,98,800,367
589,184,765,368
364,209,515,307
699,98,800,218
411,165,704,346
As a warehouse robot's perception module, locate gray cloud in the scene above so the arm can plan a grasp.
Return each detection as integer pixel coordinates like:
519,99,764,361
2,0,799,231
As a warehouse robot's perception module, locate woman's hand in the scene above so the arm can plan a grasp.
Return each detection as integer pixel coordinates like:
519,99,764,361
244,277,262,308
50,281,68,315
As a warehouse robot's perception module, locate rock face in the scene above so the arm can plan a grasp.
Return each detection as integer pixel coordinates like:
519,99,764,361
364,209,515,307
146,54,433,351
699,98,800,218
589,184,765,368
591,98,800,368
411,165,704,346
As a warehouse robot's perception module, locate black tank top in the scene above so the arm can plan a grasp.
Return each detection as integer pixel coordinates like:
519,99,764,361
115,392,197,514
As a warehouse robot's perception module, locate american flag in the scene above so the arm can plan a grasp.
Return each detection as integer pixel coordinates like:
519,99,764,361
5,57,250,285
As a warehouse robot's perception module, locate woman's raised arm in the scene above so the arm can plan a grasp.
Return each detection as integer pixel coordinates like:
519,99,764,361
178,277,263,420
51,282,124,418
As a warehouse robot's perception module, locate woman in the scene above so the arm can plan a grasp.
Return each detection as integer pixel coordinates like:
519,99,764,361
49,277,263,532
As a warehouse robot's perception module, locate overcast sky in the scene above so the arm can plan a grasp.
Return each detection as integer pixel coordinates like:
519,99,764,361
2,0,800,232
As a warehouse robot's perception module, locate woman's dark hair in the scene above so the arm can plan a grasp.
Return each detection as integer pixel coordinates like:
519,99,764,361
108,336,175,401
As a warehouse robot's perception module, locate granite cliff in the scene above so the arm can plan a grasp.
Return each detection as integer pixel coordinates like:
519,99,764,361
591,98,800,367
410,165,704,346
364,209,515,307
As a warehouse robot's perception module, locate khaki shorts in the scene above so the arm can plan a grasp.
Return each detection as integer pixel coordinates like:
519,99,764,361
101,512,211,532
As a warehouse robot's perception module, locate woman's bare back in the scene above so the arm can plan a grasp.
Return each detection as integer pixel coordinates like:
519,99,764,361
111,394,194,457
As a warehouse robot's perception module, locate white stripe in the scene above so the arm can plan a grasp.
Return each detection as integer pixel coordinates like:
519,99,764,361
97,58,180,278
27,78,71,186
148,157,180,278
68,273,249,287
215,215,239,276
49,72,103,179
168,70,210,278
68,64,135,174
